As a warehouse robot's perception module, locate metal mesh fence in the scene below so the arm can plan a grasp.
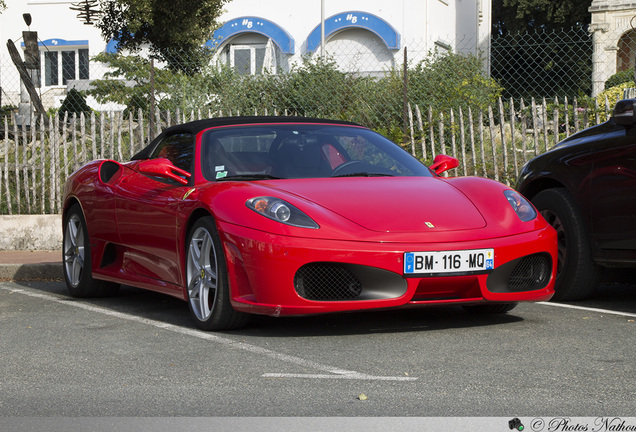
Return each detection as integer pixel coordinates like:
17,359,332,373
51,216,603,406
1,27,634,214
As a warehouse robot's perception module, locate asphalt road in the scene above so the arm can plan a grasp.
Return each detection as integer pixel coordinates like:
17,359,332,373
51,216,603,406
1,279,635,418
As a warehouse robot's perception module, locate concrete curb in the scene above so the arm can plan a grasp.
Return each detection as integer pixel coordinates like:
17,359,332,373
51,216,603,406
0,250,64,281
0,263,63,281
0,215,63,280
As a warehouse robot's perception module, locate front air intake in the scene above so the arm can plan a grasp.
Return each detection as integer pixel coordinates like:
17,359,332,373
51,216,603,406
487,253,552,293
507,254,551,291
294,263,362,301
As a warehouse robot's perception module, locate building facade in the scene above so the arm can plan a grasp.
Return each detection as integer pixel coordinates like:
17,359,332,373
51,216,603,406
589,0,636,96
0,0,492,113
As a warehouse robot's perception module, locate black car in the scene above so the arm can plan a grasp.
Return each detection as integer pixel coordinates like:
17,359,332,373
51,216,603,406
517,98,636,300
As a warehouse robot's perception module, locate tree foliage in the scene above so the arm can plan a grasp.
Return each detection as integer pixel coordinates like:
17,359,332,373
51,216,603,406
88,51,502,147
491,1,593,99
492,0,592,35
95,0,227,74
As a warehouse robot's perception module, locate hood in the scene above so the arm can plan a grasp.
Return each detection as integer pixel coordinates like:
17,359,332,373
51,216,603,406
262,177,486,233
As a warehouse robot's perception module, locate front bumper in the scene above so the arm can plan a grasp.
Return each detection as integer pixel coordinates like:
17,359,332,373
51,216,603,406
219,222,556,316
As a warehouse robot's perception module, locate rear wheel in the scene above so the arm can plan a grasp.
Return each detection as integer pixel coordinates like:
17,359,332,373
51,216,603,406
532,188,598,300
462,303,518,314
186,216,250,330
63,204,119,297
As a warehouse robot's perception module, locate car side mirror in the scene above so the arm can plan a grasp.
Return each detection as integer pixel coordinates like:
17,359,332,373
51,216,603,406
612,109,636,126
612,99,636,126
138,158,191,185
430,154,459,175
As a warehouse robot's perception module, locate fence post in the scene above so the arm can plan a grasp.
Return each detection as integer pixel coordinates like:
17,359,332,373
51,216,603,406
458,106,467,176
150,57,156,139
54,113,61,214
39,115,45,214
138,109,145,148
408,103,415,156
48,114,54,214
450,108,457,161
564,97,570,137
531,98,539,156
498,97,508,180
509,98,518,177
439,112,445,155
22,123,30,214
415,104,426,160
99,111,105,159
468,106,477,176
519,98,528,164
553,97,559,148
573,97,579,133
12,112,20,213
478,109,486,177
91,112,97,160
402,47,408,139
488,105,499,183
129,111,134,159
428,106,435,159
542,98,549,153
3,116,11,214
117,111,123,162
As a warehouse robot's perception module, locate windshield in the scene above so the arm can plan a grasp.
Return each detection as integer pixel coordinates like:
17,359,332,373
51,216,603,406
200,123,432,181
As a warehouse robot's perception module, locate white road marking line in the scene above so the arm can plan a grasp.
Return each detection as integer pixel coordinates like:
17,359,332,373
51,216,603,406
262,373,415,381
537,301,636,318
1,285,418,382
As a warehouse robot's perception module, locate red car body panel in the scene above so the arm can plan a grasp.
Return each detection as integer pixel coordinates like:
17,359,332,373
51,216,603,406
64,118,556,318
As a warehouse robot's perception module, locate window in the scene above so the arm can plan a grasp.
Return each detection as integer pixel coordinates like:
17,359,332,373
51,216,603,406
223,44,268,75
219,37,280,75
79,49,89,79
62,51,75,84
41,47,89,86
44,51,58,86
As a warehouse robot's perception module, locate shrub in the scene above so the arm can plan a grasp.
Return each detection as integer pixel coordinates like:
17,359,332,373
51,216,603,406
59,88,92,116
596,81,635,109
0,105,17,117
604,69,635,89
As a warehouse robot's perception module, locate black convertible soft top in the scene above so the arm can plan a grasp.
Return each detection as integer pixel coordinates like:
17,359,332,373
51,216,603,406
131,116,362,161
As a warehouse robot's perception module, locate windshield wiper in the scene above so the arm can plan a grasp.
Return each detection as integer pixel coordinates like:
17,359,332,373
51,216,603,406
332,172,394,178
217,174,282,181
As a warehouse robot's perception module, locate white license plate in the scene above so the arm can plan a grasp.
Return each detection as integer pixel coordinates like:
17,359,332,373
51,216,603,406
404,249,494,275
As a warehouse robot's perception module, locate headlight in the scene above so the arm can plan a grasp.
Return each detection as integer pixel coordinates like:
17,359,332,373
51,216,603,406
504,190,537,222
246,197,319,229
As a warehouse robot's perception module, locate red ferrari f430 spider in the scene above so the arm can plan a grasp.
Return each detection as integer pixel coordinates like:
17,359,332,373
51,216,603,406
63,117,556,330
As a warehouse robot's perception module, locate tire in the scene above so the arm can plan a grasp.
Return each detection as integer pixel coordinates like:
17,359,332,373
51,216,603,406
186,216,250,331
532,188,599,300
462,303,518,314
63,204,119,297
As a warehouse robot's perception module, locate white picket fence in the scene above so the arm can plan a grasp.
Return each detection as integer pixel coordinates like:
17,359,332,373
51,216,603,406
0,97,614,215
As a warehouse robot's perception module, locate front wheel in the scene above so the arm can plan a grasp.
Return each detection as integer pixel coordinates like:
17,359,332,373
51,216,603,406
63,204,119,297
532,188,599,301
186,216,249,331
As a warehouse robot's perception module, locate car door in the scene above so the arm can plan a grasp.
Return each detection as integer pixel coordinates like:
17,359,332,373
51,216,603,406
115,131,194,289
590,126,636,250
